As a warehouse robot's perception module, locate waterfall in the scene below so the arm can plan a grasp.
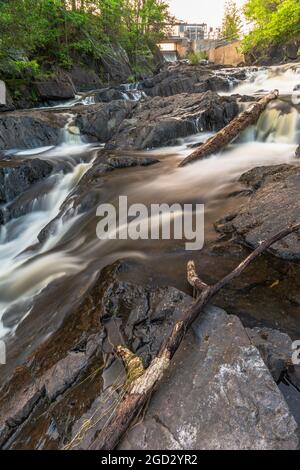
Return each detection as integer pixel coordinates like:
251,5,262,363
230,65,300,96
256,105,299,144
62,114,83,145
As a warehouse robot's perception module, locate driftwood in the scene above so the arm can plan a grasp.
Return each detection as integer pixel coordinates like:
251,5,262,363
90,222,300,450
179,90,279,167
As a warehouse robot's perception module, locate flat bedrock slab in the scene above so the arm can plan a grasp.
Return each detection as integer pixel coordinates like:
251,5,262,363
119,306,299,450
216,164,300,260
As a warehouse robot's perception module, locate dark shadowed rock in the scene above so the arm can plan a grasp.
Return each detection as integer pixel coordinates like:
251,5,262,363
107,91,238,150
139,63,246,98
34,72,75,101
296,145,300,158
0,158,53,205
68,65,103,92
246,326,293,382
216,165,300,259
0,110,66,149
75,100,136,142
94,87,126,103
119,305,298,450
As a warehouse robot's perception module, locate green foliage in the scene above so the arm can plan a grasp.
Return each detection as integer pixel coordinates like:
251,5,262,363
0,0,171,77
298,48,300,59
242,0,300,52
221,0,242,41
187,51,207,65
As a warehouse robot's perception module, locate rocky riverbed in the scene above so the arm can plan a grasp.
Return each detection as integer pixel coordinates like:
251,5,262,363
0,61,300,450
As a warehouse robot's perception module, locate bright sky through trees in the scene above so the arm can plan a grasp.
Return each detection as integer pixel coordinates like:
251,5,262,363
168,0,247,27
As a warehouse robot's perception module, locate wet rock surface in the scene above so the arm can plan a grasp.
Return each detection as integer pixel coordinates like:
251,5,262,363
0,262,298,450
216,164,300,259
0,158,53,205
107,91,238,150
120,306,298,450
75,100,136,142
0,110,66,149
139,63,246,97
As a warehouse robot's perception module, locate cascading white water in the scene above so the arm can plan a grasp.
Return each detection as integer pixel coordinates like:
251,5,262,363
0,123,96,336
1,63,299,342
229,65,300,95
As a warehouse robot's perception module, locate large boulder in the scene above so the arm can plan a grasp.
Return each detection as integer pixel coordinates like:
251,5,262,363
0,110,65,150
75,100,136,142
0,158,53,205
246,326,293,382
100,46,132,84
139,63,246,97
120,306,298,450
68,65,103,92
34,72,75,101
107,91,238,150
216,165,300,260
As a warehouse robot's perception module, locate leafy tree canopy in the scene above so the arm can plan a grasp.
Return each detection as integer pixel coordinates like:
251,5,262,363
0,0,171,76
242,0,300,52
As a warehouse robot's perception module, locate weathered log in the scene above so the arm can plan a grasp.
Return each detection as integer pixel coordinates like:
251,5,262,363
90,222,300,450
179,90,279,167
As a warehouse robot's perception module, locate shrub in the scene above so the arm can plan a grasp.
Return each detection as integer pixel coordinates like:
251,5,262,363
187,51,207,65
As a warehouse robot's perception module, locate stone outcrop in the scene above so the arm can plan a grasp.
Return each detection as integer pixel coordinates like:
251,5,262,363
139,63,247,97
119,306,298,450
68,65,103,92
34,71,75,102
76,91,238,150
0,158,53,205
75,100,136,142
0,262,298,450
100,46,132,84
0,110,66,149
216,164,300,260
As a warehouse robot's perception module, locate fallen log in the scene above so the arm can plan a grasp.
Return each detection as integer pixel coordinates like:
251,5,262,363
179,89,279,167
89,222,300,450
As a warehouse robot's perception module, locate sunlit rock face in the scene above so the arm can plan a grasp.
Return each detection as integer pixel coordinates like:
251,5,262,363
119,305,299,450
217,164,300,260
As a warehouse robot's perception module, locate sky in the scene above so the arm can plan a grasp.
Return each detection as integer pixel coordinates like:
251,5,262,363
167,0,247,28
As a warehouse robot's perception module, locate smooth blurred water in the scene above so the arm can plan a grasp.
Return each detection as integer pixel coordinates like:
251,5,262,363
0,64,299,344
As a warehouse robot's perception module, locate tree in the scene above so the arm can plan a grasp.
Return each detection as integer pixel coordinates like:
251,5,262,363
242,0,300,52
0,0,171,76
221,0,242,41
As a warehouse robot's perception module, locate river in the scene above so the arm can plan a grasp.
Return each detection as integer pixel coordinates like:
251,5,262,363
0,63,299,382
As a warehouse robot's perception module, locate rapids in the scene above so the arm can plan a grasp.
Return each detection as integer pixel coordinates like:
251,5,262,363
0,64,299,378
